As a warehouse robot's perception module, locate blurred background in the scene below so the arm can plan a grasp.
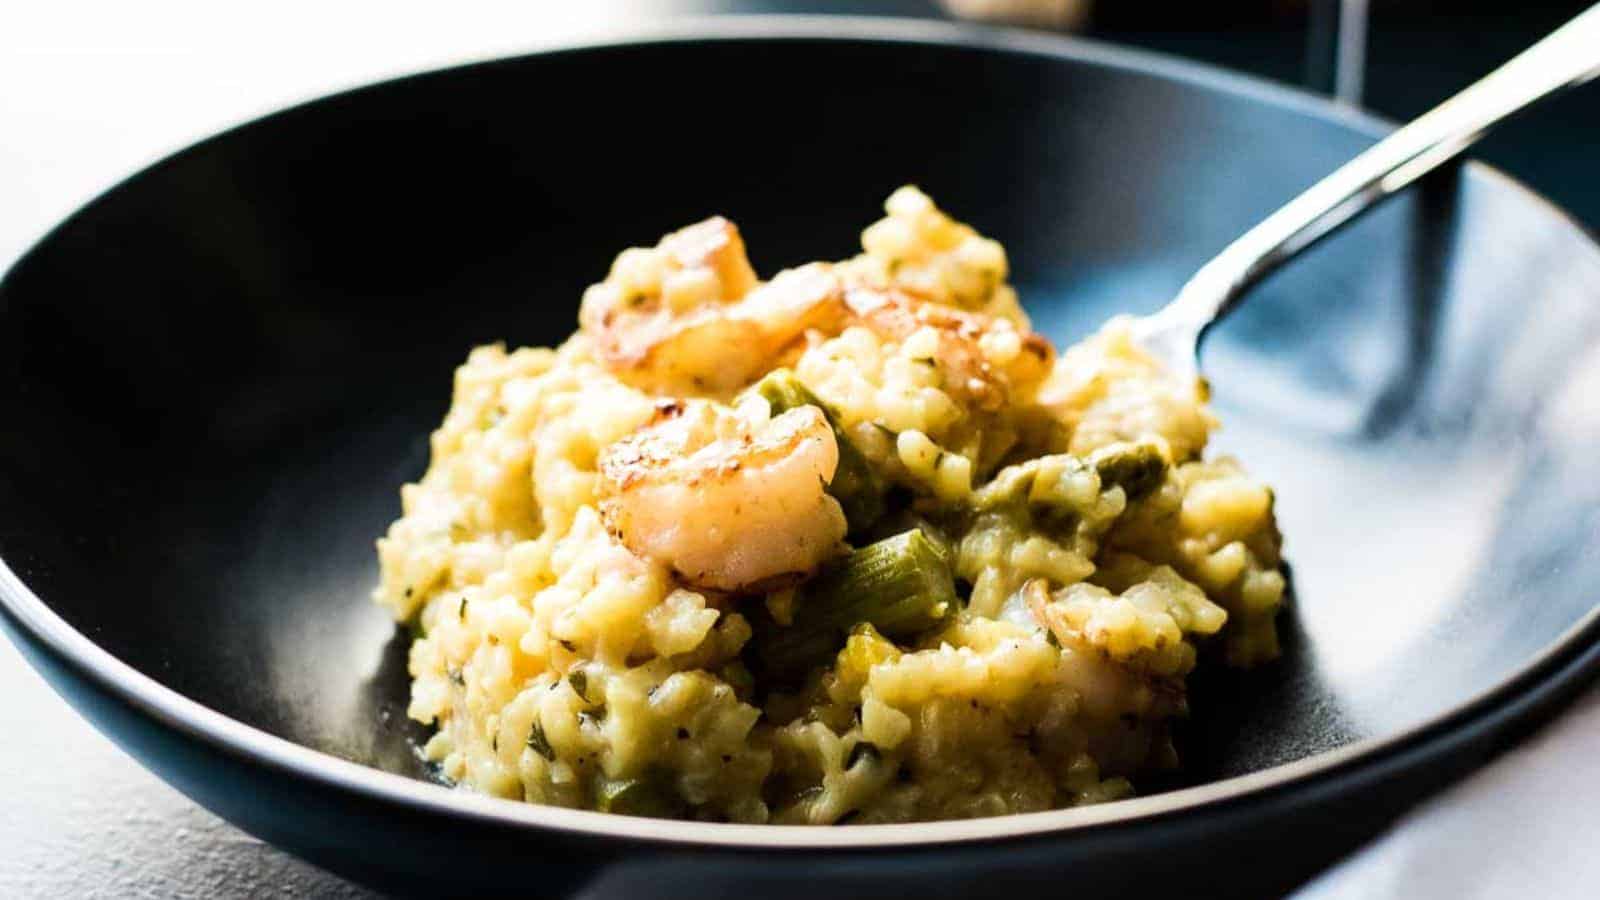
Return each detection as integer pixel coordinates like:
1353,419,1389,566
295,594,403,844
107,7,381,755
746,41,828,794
4,0,1597,271
1058,0,1597,230
726,0,1600,229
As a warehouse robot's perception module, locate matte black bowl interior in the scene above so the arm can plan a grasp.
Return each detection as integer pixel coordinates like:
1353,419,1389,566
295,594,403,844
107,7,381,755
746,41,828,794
4,18,1600,899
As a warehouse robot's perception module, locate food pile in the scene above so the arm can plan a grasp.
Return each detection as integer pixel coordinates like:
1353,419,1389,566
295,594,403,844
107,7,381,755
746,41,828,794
375,188,1286,823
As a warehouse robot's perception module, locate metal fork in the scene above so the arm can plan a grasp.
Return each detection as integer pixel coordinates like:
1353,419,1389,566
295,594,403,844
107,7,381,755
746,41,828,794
1131,3,1600,382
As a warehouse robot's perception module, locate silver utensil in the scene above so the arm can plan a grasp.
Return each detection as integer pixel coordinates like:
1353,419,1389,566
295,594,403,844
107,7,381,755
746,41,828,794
1132,3,1600,381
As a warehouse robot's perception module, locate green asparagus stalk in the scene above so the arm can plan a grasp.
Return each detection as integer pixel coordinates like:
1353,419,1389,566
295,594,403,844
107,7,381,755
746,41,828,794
750,529,955,682
594,774,684,818
1089,441,1167,501
862,509,955,567
754,370,886,534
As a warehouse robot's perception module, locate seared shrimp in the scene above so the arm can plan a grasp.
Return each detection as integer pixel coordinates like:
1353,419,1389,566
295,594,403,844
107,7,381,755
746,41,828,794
580,217,847,396
598,399,848,592
844,286,1054,411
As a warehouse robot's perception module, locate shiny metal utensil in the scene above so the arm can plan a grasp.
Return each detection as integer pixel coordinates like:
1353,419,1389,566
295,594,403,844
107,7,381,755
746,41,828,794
1132,2,1600,381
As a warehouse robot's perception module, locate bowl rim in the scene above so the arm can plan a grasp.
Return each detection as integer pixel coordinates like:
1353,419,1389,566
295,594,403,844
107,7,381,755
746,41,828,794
3,13,1600,851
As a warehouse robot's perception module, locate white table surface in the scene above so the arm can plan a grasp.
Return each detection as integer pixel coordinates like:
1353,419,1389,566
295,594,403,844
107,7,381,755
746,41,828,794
4,4,1596,897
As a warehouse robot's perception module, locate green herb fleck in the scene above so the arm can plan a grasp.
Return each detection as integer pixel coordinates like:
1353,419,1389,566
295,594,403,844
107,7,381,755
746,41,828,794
526,720,555,760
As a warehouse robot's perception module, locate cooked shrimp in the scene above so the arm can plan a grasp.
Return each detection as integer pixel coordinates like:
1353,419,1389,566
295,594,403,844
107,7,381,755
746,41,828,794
657,215,761,301
580,218,847,396
844,285,1054,411
598,399,848,592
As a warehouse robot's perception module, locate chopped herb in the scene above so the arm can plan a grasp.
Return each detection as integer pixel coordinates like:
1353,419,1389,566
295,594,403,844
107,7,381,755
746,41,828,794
458,597,468,621
491,735,499,753
403,586,413,599
526,720,555,760
558,639,576,652
846,742,880,770
447,667,464,686
568,670,589,702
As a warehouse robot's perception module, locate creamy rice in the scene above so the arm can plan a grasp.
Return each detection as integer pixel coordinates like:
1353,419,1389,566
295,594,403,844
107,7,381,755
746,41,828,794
374,187,1286,823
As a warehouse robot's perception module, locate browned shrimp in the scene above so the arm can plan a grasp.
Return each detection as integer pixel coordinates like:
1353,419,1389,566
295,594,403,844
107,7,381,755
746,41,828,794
598,399,847,592
580,218,847,396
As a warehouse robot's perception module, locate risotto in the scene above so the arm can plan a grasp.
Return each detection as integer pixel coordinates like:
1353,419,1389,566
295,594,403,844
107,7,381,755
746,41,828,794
373,187,1286,823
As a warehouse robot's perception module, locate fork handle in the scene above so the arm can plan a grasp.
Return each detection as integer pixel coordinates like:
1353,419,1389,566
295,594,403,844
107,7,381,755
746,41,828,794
1158,2,1600,335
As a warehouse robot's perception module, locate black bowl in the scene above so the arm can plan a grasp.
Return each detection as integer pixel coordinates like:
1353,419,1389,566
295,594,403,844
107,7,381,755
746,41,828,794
3,17,1599,899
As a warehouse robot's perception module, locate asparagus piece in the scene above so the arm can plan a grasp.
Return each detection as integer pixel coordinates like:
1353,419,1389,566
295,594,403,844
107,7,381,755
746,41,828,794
750,529,955,681
861,508,955,568
754,370,886,533
594,774,684,818
1089,441,1167,501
